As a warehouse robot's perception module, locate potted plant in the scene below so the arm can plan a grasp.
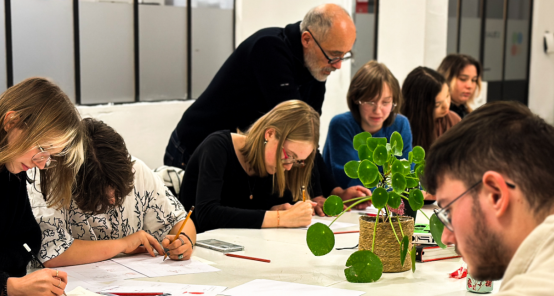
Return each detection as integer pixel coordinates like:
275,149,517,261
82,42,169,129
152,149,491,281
306,131,446,283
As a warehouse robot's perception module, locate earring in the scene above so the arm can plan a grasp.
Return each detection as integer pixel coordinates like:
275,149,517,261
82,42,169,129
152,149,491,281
264,139,267,145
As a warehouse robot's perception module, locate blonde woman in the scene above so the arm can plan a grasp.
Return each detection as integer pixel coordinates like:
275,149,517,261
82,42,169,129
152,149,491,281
0,78,84,296
179,100,319,233
437,54,482,118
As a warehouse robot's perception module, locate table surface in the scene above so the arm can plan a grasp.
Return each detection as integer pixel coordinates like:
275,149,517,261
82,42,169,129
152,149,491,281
128,205,501,295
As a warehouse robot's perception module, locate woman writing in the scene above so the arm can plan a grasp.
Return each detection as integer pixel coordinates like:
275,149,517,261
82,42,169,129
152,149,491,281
179,100,320,233
0,78,84,295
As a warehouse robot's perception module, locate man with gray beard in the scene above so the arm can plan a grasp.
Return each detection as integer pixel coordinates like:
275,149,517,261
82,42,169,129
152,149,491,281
424,101,554,295
166,4,365,212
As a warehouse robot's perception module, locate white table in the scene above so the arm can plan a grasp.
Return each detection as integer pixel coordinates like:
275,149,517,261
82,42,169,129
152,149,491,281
131,205,501,295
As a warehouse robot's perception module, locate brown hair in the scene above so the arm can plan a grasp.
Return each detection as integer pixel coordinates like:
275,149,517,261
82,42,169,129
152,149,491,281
437,53,482,112
347,61,402,127
73,118,135,214
239,100,320,202
423,101,554,219
401,66,447,152
0,77,84,209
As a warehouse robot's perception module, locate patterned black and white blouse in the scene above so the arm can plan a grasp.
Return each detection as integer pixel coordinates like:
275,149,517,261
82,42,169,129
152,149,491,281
28,158,187,263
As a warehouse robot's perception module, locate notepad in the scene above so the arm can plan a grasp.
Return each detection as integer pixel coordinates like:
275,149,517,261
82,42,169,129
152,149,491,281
111,253,220,277
99,281,227,296
222,279,364,296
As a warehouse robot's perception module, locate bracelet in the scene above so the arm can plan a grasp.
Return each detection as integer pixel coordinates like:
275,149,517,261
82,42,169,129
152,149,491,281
276,211,280,227
180,232,194,248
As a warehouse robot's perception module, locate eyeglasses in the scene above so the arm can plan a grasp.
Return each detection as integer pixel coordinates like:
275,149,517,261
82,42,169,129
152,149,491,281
282,148,306,167
433,180,516,232
31,144,57,170
306,28,352,65
357,100,397,109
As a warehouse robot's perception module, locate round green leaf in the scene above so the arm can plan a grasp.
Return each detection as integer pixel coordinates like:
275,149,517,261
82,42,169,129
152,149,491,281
358,145,373,162
358,160,379,185
367,137,387,151
344,250,383,283
390,131,404,156
344,161,360,179
391,159,404,175
430,213,447,249
371,188,389,209
363,176,380,188
391,173,407,194
353,132,372,151
415,161,426,179
373,146,388,166
400,160,411,174
323,195,344,216
412,146,425,164
411,245,416,272
406,177,418,189
400,235,409,266
408,151,414,164
408,189,424,211
387,191,402,209
306,223,335,256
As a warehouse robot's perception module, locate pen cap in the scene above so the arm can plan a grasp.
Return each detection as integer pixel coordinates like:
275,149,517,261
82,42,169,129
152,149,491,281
23,243,32,252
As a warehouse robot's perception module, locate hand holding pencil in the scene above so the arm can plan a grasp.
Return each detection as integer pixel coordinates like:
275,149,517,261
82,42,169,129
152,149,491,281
162,206,195,261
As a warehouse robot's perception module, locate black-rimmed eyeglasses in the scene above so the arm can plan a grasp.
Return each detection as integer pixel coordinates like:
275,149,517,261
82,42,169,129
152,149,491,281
433,180,516,232
306,28,352,65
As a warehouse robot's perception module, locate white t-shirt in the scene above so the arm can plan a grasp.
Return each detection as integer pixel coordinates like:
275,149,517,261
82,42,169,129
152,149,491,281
28,158,187,263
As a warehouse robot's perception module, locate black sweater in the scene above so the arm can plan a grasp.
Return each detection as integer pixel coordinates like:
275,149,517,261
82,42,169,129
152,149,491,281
172,21,339,196
0,168,42,289
179,131,296,233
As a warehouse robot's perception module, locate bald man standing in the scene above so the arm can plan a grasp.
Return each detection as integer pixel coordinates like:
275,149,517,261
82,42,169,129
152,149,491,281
165,4,365,212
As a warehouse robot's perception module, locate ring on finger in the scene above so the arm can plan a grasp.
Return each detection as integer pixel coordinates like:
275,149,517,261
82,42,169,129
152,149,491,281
178,254,184,260
56,270,59,277
57,278,61,288
178,237,186,246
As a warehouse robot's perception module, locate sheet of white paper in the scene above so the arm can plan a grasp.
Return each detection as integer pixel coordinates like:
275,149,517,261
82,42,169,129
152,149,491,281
65,277,109,293
111,253,220,277
299,219,356,230
99,280,226,296
57,260,145,284
222,279,364,296
66,286,103,296
351,205,379,215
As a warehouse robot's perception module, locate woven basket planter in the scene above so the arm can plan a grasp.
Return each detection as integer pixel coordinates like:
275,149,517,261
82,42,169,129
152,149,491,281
359,215,415,273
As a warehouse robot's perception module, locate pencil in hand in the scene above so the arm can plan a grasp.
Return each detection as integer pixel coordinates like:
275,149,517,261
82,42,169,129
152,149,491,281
302,185,306,202
24,243,68,296
163,206,194,261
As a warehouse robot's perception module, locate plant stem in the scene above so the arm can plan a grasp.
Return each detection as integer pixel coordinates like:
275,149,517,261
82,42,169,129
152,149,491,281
397,216,405,237
342,196,370,204
372,212,378,252
329,197,372,227
387,208,401,244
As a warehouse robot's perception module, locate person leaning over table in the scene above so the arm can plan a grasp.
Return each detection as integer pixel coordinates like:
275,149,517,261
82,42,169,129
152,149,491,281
164,4,368,215
0,78,84,296
29,118,196,267
437,53,482,119
323,61,410,210
179,100,324,233
423,101,554,295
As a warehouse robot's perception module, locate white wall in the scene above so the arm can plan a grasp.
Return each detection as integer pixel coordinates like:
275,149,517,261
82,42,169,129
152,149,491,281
528,0,554,124
378,0,448,84
77,101,192,170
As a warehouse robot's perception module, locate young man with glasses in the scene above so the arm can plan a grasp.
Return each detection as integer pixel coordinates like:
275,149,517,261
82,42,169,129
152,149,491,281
423,101,554,295
165,4,365,216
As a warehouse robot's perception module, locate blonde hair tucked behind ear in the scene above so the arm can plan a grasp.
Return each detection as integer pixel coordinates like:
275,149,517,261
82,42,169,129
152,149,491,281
239,100,320,202
0,77,84,209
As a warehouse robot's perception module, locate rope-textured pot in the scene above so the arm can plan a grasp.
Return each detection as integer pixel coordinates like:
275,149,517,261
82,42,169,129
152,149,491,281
359,215,415,273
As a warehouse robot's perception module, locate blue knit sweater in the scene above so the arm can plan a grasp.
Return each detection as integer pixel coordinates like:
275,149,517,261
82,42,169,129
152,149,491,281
323,112,413,189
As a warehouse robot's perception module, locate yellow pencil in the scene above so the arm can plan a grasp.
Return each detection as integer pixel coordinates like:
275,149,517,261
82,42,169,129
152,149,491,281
163,205,194,261
302,185,306,202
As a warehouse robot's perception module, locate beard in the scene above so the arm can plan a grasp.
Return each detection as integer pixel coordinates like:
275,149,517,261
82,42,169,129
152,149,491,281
465,199,510,281
304,48,335,82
